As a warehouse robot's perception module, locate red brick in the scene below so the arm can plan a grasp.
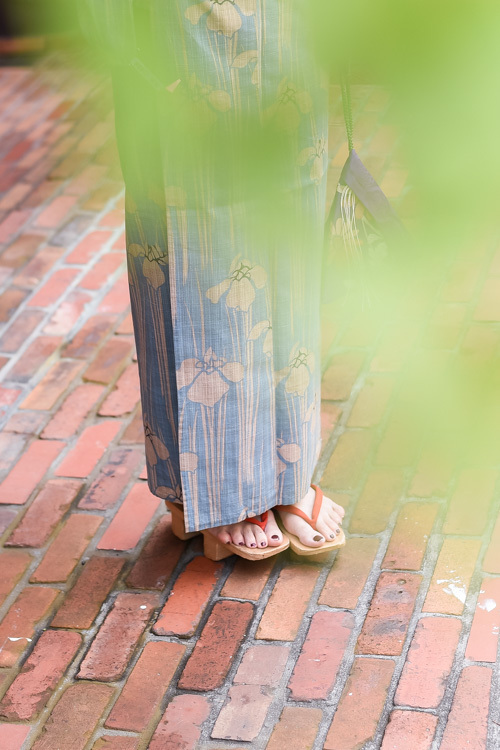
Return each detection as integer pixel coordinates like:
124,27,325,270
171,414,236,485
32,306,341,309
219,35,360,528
115,312,133,335
0,629,81,720
0,586,60,667
20,360,83,410
92,738,140,750
256,565,321,641
357,572,422,655
220,556,276,600
322,352,365,400
65,164,108,196
43,290,91,336
6,478,82,548
120,406,144,443
14,245,64,289
66,231,113,264
0,550,32,606
0,507,18,535
288,611,355,700
409,447,454,497
381,710,437,750
0,724,31,749
211,684,273,742
84,335,133,384
0,233,44,269
321,430,373,491
423,303,466,349
440,666,492,750
30,513,103,583
234,644,289,686
321,401,341,443
423,538,481,615
0,432,26,475
474,278,500,321
82,181,122,213
55,420,122,478
42,384,105,439
63,314,117,359
324,658,395,750
99,362,140,416
395,616,461,708
484,514,500,573
0,439,64,505
0,288,28,322
97,482,162,551
153,557,223,637
79,447,142,510
465,577,500,662
0,182,31,212
126,515,185,590
31,682,114,750
347,376,395,427
383,502,438,570
112,230,126,251
376,414,421,467
0,210,31,243
349,468,405,534
77,592,159,681
319,537,380,609
443,468,497,535
80,253,124,291
0,386,21,418
267,706,322,750
105,641,185,731
179,600,254,691
8,336,62,383
27,268,79,308
99,208,124,228
0,309,44,352
51,555,125,629
35,195,78,229
3,410,47,435
98,272,130,314
148,694,210,750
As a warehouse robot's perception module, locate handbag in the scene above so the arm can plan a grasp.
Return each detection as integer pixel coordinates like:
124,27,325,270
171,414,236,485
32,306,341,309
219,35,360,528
324,66,408,307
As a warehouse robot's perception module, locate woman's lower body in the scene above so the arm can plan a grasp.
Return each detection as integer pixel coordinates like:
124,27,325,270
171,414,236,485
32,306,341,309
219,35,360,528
111,0,344,546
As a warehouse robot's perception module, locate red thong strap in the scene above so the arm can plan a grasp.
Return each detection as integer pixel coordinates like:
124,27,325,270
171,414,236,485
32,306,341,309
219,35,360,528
246,510,269,530
278,484,323,531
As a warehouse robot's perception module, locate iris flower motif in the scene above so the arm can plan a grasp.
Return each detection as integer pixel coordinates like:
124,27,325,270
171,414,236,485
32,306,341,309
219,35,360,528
276,437,301,476
206,255,267,311
129,242,168,289
275,346,315,397
177,348,244,407
144,422,170,466
185,0,256,37
265,77,313,132
248,320,273,357
297,137,327,184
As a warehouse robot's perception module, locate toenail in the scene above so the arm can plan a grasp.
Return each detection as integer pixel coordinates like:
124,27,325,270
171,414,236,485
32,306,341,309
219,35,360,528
271,534,279,539
330,533,335,539
260,542,266,547
313,534,323,542
250,543,256,547
238,542,245,546
336,529,341,535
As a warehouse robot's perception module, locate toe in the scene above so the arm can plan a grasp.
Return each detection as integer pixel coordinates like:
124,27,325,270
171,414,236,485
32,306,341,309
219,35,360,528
316,517,337,541
242,525,258,549
217,528,232,545
230,527,246,547
252,525,268,548
265,510,283,546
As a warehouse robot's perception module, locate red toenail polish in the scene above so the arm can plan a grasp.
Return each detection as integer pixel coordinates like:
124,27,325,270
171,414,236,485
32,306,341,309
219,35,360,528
250,543,256,547
271,535,279,539
238,542,245,546
260,542,266,547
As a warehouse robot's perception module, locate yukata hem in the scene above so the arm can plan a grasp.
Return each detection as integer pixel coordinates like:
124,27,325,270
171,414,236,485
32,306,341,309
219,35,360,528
153,486,309,534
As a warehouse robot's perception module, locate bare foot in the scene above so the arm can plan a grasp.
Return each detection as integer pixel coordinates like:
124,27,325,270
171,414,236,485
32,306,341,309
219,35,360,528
206,509,284,549
275,486,345,547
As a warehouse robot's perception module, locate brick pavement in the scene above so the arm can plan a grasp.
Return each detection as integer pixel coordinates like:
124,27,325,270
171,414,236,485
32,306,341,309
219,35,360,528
0,57,499,749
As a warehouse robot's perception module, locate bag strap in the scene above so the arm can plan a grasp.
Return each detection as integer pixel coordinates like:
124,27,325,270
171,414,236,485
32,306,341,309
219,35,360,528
340,64,354,152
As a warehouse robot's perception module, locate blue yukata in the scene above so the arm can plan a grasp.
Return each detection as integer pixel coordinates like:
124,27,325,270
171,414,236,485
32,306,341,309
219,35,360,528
109,0,329,532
